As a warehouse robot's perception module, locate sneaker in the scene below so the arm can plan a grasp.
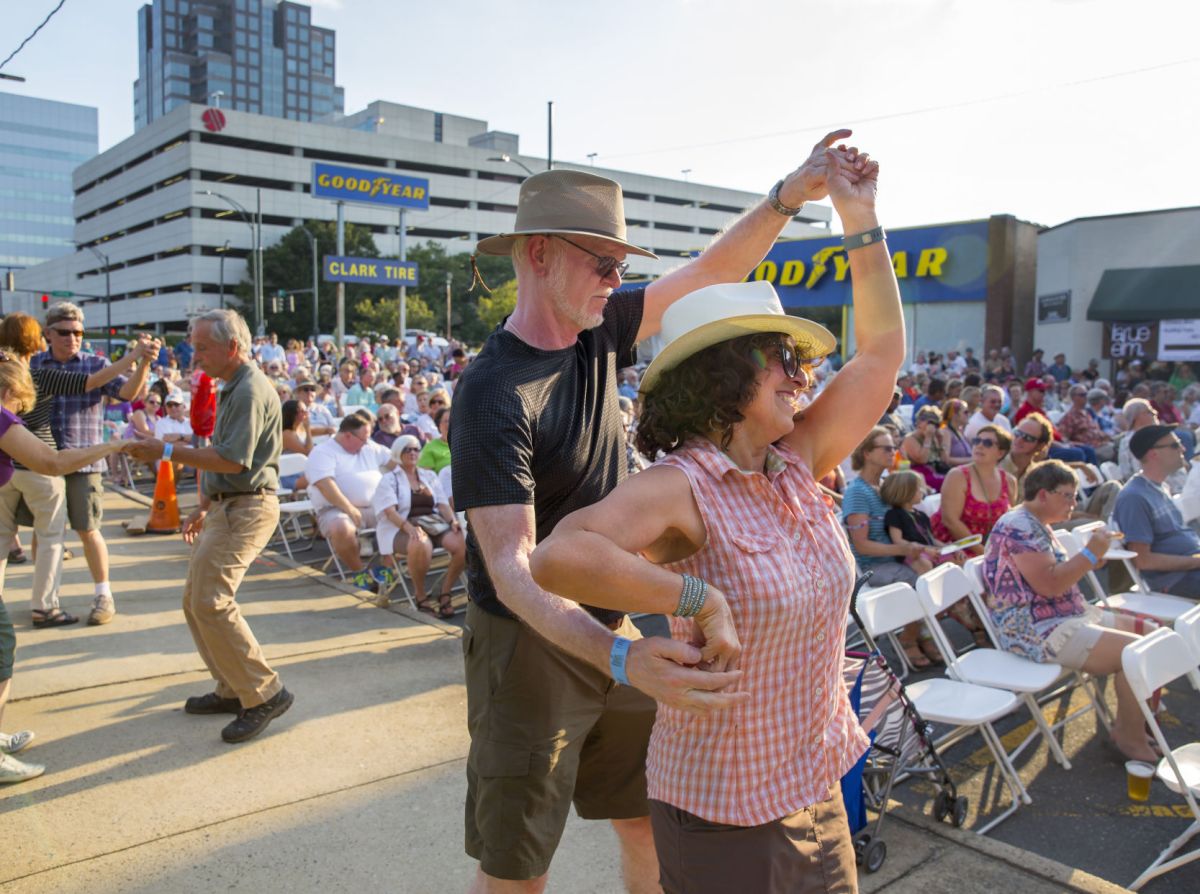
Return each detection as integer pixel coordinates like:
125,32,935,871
184,692,242,715
0,753,45,784
7,548,26,565
0,730,34,754
371,566,397,589
221,688,294,744
350,570,379,593
88,595,116,626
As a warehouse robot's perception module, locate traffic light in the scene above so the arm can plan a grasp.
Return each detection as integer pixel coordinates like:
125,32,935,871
41,294,49,310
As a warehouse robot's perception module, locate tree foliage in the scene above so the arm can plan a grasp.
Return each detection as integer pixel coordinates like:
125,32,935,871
476,278,518,332
241,225,514,346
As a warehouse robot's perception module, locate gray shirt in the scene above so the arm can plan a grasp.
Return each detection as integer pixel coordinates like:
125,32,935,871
204,361,281,497
1111,473,1200,592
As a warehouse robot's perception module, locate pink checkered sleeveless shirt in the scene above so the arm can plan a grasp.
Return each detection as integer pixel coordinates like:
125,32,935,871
647,438,870,825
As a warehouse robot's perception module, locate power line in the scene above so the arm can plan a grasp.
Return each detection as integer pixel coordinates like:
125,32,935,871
0,0,68,72
596,56,1200,163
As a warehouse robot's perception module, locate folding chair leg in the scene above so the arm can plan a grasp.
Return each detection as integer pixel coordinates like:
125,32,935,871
1018,692,1073,770
1128,821,1200,891
973,721,1032,836
274,521,296,562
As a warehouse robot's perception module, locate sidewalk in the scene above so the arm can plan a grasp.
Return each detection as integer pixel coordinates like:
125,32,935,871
0,488,1129,893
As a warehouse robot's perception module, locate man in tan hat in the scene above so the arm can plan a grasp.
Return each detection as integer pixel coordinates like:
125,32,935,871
452,130,868,893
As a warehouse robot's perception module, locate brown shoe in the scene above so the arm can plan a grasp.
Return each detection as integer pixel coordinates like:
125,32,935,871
88,596,116,626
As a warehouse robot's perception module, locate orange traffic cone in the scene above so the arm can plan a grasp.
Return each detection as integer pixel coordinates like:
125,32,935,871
146,458,181,534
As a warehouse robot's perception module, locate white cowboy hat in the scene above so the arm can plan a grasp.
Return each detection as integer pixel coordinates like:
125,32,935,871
639,281,836,395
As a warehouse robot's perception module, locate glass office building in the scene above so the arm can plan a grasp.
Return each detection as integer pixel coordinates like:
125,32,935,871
0,92,98,272
134,0,343,130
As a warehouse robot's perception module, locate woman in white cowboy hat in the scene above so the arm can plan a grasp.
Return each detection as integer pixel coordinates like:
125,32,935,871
531,147,903,892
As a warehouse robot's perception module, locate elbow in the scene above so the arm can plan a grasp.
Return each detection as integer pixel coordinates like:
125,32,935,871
527,541,556,592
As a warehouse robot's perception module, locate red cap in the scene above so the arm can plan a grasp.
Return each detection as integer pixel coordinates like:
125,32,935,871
1023,378,1047,391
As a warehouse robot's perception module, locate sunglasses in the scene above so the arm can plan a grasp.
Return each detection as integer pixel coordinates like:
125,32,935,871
50,327,84,337
554,236,629,280
402,447,421,454
971,437,997,448
429,399,445,406
1013,430,1041,444
750,338,801,380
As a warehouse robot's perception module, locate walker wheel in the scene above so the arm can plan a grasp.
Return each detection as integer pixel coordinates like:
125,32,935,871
952,796,969,828
852,832,871,865
933,790,952,823
863,838,887,873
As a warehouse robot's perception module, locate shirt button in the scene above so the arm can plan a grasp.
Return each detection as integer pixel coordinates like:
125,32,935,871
816,632,825,642
815,685,824,695
793,533,801,542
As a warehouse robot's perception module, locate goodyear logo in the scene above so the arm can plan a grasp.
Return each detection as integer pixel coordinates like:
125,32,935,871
750,246,949,289
312,163,430,210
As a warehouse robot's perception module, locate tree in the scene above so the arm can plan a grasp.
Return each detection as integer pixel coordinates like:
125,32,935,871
476,278,518,332
351,293,436,337
402,242,513,345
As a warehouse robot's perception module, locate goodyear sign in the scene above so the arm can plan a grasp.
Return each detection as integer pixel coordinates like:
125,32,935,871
312,163,430,210
750,220,990,308
324,255,420,287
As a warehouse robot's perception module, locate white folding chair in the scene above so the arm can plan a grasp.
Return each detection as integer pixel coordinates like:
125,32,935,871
1057,524,1193,624
268,453,317,561
1121,629,1200,890
856,582,1030,834
916,564,1075,769
1100,461,1123,482
1173,603,1200,692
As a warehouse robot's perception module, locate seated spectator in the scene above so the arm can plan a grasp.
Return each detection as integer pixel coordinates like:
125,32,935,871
125,392,161,440
1088,388,1117,437
1150,382,1181,425
983,459,1157,762
964,384,1011,441
372,404,403,449
1111,425,1200,598
932,424,1016,555
280,399,313,490
1007,412,1119,522
896,372,918,404
1079,358,1101,383
418,408,452,474
413,392,439,441
331,361,357,411
1180,384,1200,429
404,373,429,417
1058,383,1116,462
939,398,973,469
1014,378,1095,466
1046,353,1071,383
294,381,334,436
902,406,948,489
617,368,639,401
1023,348,1047,379
373,434,464,616
912,377,946,415
305,415,393,594
878,385,908,434
1115,399,1188,493
1003,381,1024,418
154,393,193,471
843,427,928,586
343,369,379,412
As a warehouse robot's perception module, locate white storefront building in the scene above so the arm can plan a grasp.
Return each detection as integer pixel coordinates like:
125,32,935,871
10,100,830,335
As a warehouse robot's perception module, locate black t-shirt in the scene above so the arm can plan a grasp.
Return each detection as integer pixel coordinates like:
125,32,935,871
451,288,644,623
883,506,935,547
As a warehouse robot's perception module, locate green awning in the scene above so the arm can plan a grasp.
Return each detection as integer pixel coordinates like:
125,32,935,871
1088,266,1200,321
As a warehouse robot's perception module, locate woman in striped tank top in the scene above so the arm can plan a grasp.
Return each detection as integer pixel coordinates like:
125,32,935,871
532,139,903,894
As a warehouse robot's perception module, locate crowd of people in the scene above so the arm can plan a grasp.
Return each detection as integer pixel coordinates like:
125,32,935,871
0,134,1198,894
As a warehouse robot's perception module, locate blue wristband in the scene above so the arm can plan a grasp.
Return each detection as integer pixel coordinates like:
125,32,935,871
1080,547,1098,566
162,442,174,462
609,636,633,686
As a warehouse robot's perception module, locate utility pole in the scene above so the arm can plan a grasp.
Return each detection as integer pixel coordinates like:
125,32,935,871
445,271,452,341
547,100,554,170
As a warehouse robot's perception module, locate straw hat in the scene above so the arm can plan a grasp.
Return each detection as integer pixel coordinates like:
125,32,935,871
476,169,657,259
639,281,836,394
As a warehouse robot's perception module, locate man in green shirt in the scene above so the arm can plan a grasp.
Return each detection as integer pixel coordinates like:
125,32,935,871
127,309,292,744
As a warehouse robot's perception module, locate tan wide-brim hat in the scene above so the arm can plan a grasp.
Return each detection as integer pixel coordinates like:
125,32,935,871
640,280,836,395
476,169,657,259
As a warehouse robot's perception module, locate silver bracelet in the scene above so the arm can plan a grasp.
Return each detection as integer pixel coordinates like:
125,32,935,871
674,574,708,617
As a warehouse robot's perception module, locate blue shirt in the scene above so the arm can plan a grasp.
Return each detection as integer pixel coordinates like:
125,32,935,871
1111,474,1200,592
31,350,128,474
842,477,894,568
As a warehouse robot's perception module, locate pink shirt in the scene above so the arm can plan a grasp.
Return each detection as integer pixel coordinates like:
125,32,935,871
649,438,869,825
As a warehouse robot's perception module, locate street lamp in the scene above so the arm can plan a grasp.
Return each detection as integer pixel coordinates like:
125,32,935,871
299,225,319,339
217,240,231,309
84,245,112,357
197,189,262,333
487,154,535,177
681,168,692,182
587,152,598,166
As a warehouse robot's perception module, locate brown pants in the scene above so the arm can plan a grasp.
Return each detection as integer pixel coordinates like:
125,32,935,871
182,493,281,708
650,787,858,894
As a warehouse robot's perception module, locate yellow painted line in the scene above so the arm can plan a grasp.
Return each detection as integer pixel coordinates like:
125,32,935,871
1116,804,1196,818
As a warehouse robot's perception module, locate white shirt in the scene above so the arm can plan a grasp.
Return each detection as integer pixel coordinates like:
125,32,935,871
415,413,439,441
306,401,335,430
305,438,391,511
964,410,1012,442
155,415,193,440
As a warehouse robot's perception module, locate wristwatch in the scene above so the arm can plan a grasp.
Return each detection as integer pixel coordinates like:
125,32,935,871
768,179,804,218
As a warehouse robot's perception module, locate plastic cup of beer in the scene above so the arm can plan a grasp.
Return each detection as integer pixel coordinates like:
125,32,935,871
1126,760,1155,801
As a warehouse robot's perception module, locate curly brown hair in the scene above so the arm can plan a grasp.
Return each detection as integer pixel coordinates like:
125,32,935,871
637,332,808,458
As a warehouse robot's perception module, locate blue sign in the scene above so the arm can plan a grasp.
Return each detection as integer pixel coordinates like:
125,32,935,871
324,255,420,287
751,220,990,308
312,163,430,210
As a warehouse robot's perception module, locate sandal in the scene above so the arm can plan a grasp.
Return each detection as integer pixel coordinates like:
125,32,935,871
436,592,455,619
901,640,933,670
32,609,79,629
416,598,439,616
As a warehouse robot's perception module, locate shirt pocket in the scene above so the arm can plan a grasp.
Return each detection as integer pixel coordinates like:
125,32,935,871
730,530,779,554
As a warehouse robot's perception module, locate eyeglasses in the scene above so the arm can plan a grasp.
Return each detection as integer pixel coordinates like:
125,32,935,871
1147,439,1184,452
971,437,998,448
402,447,421,454
145,399,161,406
750,338,801,380
50,326,84,337
1051,488,1078,500
553,236,629,280
1013,429,1041,444
871,442,896,452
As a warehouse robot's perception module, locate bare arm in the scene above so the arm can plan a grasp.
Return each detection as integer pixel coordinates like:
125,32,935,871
123,438,243,475
902,432,931,464
846,512,918,559
940,429,971,466
783,149,905,478
1011,529,1112,596
639,130,853,342
935,469,977,547
0,424,121,476
1126,540,1200,573
475,501,748,713
312,477,360,518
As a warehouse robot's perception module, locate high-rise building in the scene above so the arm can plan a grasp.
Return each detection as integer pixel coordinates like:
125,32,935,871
133,0,343,131
0,92,98,273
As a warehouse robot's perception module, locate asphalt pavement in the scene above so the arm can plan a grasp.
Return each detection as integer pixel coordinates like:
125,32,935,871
0,484,1187,892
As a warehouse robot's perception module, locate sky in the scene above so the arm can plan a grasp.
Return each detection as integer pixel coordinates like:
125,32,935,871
3,0,1200,230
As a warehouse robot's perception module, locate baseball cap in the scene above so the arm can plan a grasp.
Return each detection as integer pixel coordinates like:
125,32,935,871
164,392,184,405
1023,378,1047,392
1129,424,1179,460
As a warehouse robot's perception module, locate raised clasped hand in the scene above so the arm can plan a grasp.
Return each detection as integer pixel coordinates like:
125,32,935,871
779,128,856,207
625,635,751,717
824,141,879,214
690,585,742,674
